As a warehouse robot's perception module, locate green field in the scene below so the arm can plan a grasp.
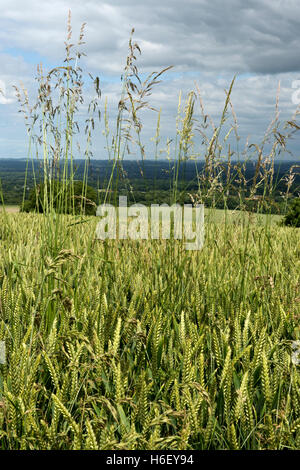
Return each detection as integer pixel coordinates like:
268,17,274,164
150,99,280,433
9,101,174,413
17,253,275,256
0,211,299,450
0,203,283,222
0,205,19,214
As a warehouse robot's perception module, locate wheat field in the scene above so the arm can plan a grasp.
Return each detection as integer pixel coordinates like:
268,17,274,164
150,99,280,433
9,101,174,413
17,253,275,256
0,13,299,451
0,210,299,450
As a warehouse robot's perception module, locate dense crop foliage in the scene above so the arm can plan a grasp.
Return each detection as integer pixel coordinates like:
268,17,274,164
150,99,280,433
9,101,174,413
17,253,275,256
0,211,299,449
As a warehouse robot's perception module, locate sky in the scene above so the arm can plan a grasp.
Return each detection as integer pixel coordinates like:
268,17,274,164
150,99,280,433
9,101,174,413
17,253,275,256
0,0,300,160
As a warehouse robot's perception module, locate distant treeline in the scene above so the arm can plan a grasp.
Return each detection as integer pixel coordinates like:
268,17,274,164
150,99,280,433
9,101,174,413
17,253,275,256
0,159,299,213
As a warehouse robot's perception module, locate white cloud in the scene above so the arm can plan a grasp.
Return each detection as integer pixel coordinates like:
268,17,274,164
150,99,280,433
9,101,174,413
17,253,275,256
0,0,299,158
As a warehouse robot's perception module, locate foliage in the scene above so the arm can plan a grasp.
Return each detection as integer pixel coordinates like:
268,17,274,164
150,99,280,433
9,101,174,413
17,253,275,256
21,180,98,215
0,212,299,450
283,198,300,227
0,12,299,451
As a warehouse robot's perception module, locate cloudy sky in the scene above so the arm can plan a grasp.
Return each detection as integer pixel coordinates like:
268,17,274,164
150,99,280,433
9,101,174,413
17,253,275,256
0,0,300,160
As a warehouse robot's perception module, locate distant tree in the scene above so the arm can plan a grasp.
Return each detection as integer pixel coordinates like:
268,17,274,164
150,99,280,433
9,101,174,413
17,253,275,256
283,198,300,227
21,180,98,215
